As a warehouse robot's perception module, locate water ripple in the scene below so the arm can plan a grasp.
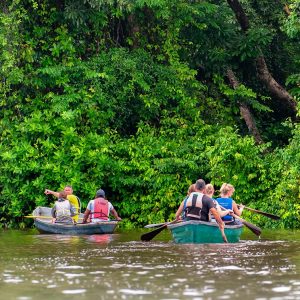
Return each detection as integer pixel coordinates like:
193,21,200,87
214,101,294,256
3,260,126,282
62,289,86,294
119,289,152,295
1,230,300,299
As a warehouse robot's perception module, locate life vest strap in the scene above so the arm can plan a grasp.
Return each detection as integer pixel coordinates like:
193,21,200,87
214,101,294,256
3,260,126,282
186,213,201,219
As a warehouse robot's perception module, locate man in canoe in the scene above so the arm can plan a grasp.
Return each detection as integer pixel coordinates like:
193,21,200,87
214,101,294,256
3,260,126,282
51,191,76,223
175,179,225,231
82,189,122,223
45,185,81,222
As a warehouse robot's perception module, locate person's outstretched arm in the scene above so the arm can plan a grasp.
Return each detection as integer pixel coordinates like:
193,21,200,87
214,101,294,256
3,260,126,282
44,189,59,198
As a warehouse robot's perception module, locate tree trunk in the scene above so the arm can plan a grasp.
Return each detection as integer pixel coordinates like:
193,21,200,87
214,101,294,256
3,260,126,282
226,0,297,118
127,14,140,49
256,56,297,114
227,69,264,145
226,0,250,31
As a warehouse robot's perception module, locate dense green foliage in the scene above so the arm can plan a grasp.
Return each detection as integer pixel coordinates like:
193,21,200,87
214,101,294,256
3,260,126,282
0,0,299,229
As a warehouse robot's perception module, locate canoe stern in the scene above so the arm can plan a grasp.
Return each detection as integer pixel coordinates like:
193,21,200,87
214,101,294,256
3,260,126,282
168,221,243,244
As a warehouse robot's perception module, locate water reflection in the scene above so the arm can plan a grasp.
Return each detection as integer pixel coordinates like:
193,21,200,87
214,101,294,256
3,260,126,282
33,234,82,244
0,229,300,299
85,234,113,244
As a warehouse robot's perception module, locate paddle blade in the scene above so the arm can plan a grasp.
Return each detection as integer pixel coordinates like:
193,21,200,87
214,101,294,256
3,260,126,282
241,220,262,236
141,224,167,241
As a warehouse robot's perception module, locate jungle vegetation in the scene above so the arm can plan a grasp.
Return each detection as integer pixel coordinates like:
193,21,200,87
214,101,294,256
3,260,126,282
0,0,300,229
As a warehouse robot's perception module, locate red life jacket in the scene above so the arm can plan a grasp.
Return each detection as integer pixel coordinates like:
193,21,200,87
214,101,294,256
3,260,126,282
93,197,109,220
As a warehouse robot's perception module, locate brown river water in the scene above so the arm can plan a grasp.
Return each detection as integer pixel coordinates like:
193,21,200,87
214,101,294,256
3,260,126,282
0,228,300,300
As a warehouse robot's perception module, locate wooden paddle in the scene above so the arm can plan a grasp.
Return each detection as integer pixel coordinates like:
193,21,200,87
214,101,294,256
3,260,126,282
232,214,262,236
25,215,84,220
219,206,262,236
144,222,167,228
144,220,183,228
25,215,53,219
238,204,280,220
220,226,228,243
141,220,178,241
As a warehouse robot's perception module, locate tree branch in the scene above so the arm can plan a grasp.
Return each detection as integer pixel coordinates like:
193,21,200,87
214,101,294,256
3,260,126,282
226,0,297,119
227,68,264,145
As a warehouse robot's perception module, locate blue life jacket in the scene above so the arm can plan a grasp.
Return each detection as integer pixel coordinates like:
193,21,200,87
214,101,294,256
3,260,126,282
216,197,233,222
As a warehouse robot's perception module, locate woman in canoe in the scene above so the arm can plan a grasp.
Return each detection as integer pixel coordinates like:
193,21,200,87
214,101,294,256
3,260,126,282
205,183,232,219
215,183,244,225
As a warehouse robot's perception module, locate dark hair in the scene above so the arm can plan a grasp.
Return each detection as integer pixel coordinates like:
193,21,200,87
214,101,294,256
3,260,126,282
195,179,206,191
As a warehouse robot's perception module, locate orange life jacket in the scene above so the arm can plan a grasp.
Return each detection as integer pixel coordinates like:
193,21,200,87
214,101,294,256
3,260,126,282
92,197,109,220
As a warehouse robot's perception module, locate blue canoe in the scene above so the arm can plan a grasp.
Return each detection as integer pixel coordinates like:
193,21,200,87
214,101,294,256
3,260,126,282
32,206,118,235
168,220,243,243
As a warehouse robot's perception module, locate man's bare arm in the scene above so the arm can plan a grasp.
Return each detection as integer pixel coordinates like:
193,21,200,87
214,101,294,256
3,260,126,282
44,189,59,197
175,201,184,220
111,209,122,221
210,207,225,230
82,209,91,223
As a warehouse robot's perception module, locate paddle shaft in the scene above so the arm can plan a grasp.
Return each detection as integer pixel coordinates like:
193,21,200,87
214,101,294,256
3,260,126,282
237,205,280,220
210,209,228,243
25,215,54,219
141,220,178,241
144,220,183,228
220,227,228,243
231,213,261,236
144,222,168,228
219,205,262,236
25,215,83,220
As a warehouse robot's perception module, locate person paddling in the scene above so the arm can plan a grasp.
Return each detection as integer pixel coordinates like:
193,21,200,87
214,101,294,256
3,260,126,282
175,179,225,232
205,183,232,219
176,184,196,220
82,189,122,223
215,183,244,225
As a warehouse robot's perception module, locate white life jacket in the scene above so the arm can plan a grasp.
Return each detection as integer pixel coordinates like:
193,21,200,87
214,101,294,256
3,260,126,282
55,199,72,223
184,192,204,220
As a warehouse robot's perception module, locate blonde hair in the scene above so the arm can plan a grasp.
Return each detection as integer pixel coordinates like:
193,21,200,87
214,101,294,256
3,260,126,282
205,184,214,196
220,183,235,196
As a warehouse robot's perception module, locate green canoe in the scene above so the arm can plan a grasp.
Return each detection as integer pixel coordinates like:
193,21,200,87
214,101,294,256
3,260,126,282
168,220,243,243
